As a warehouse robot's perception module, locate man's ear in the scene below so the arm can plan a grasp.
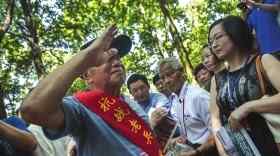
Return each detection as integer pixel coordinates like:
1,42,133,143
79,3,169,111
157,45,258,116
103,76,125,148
80,72,88,80
83,67,96,83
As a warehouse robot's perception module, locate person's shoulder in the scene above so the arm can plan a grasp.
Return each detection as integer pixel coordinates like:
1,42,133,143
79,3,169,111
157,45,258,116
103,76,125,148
188,85,209,96
62,95,91,121
3,116,29,131
3,116,26,125
63,96,86,110
186,85,210,111
150,92,168,100
265,0,279,4
187,85,210,103
150,92,164,96
261,53,280,71
3,116,20,122
28,124,42,131
122,94,149,122
262,53,277,61
63,95,79,104
122,94,136,104
122,95,142,110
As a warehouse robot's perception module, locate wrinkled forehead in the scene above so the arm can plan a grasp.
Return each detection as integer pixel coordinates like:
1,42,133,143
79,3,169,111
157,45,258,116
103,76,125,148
159,63,175,76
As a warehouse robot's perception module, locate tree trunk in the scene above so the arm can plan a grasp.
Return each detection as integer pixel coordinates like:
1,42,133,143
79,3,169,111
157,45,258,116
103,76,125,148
0,85,7,119
159,0,194,80
20,0,46,78
0,0,15,43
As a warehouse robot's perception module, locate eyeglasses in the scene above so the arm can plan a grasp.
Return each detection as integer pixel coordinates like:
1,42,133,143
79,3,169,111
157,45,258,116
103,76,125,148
208,33,228,48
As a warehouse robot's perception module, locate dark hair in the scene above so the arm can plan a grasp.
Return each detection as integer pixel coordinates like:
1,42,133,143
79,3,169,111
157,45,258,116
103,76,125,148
208,16,254,52
152,74,160,85
201,44,209,50
127,74,149,91
193,63,206,78
193,63,213,81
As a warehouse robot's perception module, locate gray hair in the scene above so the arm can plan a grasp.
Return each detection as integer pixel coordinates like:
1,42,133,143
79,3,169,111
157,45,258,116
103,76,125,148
158,57,183,72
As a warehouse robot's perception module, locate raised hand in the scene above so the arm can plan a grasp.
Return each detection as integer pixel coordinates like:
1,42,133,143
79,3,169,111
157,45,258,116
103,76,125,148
83,25,118,66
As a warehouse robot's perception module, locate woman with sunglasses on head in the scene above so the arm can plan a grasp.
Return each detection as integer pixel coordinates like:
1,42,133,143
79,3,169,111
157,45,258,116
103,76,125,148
209,16,280,156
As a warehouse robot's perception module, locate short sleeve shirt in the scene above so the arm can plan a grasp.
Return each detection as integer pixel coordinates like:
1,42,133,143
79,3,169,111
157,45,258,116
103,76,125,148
247,0,280,54
44,95,149,156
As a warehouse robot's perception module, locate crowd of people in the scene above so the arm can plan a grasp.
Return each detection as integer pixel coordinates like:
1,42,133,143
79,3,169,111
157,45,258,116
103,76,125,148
1,0,280,156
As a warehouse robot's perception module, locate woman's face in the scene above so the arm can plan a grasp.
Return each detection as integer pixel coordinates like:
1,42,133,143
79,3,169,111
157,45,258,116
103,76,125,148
209,23,235,60
196,68,211,84
202,47,218,72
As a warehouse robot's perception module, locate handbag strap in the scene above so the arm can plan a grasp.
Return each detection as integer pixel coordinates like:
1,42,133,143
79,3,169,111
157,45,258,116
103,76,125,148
255,55,269,95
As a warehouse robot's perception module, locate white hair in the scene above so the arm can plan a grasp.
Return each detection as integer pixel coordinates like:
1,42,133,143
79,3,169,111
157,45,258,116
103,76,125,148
157,57,182,72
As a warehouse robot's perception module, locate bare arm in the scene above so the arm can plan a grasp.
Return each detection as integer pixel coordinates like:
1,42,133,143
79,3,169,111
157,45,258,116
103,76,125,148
0,121,37,152
228,54,280,131
209,77,228,156
245,54,280,113
20,25,118,130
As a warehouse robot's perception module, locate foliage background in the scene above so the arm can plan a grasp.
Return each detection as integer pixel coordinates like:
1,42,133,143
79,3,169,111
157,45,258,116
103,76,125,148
0,0,239,117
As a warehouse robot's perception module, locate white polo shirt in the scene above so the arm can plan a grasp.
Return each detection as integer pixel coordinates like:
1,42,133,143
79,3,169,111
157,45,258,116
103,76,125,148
170,83,211,144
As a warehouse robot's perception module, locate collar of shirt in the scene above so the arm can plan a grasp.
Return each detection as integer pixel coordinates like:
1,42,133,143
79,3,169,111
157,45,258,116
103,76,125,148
179,83,188,99
138,95,152,112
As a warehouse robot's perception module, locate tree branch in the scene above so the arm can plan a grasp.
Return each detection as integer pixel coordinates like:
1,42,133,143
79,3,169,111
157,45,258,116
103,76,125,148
20,0,46,78
0,86,7,119
159,0,193,70
0,0,15,43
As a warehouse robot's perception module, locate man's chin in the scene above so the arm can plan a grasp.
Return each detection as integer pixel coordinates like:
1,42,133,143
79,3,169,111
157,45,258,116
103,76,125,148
167,86,176,93
109,78,125,86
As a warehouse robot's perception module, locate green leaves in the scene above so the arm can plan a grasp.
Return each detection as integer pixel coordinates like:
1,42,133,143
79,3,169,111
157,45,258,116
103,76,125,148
0,0,241,116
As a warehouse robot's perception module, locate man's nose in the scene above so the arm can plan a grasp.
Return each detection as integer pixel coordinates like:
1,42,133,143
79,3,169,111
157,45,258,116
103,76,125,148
136,89,143,97
111,58,121,67
163,77,171,86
